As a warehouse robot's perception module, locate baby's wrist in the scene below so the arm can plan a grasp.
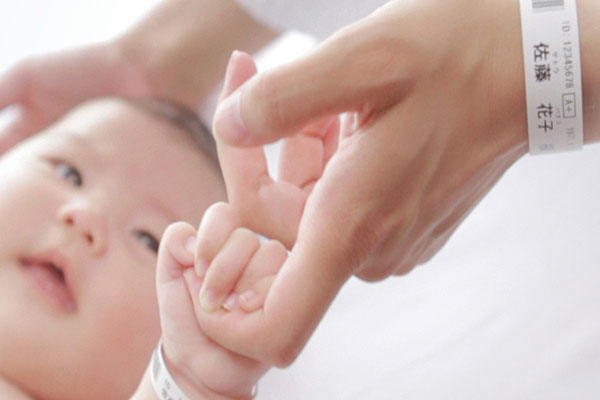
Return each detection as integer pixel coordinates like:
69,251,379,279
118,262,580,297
158,340,256,400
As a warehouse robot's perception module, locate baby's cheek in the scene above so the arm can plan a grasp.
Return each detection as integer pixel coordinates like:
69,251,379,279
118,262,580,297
97,265,159,337
0,174,56,257
85,269,161,377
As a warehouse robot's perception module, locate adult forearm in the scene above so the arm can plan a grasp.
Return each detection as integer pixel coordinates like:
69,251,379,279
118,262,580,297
116,0,278,108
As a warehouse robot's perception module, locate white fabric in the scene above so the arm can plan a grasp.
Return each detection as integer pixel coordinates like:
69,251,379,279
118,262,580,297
259,147,600,399
234,0,389,38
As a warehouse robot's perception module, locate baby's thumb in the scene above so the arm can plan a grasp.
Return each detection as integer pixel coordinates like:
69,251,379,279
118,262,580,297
156,222,197,287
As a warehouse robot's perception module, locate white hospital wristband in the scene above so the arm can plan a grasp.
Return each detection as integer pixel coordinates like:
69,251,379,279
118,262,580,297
519,0,584,154
151,338,191,400
150,338,259,400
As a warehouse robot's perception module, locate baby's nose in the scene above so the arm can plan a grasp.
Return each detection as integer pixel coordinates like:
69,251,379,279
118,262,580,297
57,200,107,256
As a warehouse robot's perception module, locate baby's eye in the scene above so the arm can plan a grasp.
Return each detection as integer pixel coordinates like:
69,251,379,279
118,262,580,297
55,161,83,187
133,230,160,254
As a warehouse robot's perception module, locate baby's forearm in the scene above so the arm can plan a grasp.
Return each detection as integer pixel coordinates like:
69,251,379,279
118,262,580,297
116,0,278,109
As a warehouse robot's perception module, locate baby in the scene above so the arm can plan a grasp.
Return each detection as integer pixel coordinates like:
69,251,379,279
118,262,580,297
0,96,280,399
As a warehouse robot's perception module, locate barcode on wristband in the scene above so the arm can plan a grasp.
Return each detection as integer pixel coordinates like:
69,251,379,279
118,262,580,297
532,0,565,11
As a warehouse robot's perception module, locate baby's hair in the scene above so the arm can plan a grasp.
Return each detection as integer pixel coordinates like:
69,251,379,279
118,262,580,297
128,98,222,177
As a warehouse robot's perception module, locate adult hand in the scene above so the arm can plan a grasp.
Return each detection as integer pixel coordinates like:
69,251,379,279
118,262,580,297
0,0,277,154
0,43,148,154
214,0,600,281
202,0,600,365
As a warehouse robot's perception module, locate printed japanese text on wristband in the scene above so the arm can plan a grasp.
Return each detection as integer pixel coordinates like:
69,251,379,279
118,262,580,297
519,0,584,154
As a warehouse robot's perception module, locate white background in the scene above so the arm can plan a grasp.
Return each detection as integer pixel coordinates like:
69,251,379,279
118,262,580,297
1,2,599,399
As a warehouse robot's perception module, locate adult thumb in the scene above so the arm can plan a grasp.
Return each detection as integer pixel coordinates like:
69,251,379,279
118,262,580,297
213,32,379,146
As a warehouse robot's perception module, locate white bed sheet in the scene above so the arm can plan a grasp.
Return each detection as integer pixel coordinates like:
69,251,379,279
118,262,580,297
259,147,600,399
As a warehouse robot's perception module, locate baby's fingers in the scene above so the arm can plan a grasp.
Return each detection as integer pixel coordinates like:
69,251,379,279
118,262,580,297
155,222,205,341
195,202,240,277
199,228,260,312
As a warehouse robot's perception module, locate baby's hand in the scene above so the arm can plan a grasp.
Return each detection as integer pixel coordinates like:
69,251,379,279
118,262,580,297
188,51,341,369
155,203,285,399
193,203,288,314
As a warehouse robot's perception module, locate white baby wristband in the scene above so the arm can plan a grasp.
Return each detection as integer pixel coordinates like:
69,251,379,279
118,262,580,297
519,0,584,154
150,338,259,400
151,338,191,400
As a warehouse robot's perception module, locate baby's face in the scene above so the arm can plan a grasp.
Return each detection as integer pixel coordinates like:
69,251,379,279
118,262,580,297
0,99,225,399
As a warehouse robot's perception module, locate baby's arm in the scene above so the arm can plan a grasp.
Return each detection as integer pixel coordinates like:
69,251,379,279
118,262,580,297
131,202,286,400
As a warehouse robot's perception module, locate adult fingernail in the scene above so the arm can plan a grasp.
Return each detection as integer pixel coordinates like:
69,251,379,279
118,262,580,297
215,90,248,144
200,290,220,313
222,293,239,311
195,258,209,278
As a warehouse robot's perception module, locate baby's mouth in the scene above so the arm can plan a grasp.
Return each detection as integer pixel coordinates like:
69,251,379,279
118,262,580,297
19,252,77,313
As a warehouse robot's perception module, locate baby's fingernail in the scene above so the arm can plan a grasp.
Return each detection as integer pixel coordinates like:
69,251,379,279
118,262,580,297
185,236,196,256
195,258,209,278
222,293,239,311
200,290,220,313
215,90,248,145
240,289,257,305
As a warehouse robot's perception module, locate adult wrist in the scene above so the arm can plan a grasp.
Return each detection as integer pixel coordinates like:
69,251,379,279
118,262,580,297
491,0,598,151
94,39,153,101
112,0,277,110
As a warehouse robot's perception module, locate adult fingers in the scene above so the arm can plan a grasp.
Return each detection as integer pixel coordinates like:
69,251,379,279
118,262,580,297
214,52,308,247
0,112,27,155
0,106,47,155
213,16,414,147
0,62,27,110
278,115,339,190
196,149,376,366
214,52,271,214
